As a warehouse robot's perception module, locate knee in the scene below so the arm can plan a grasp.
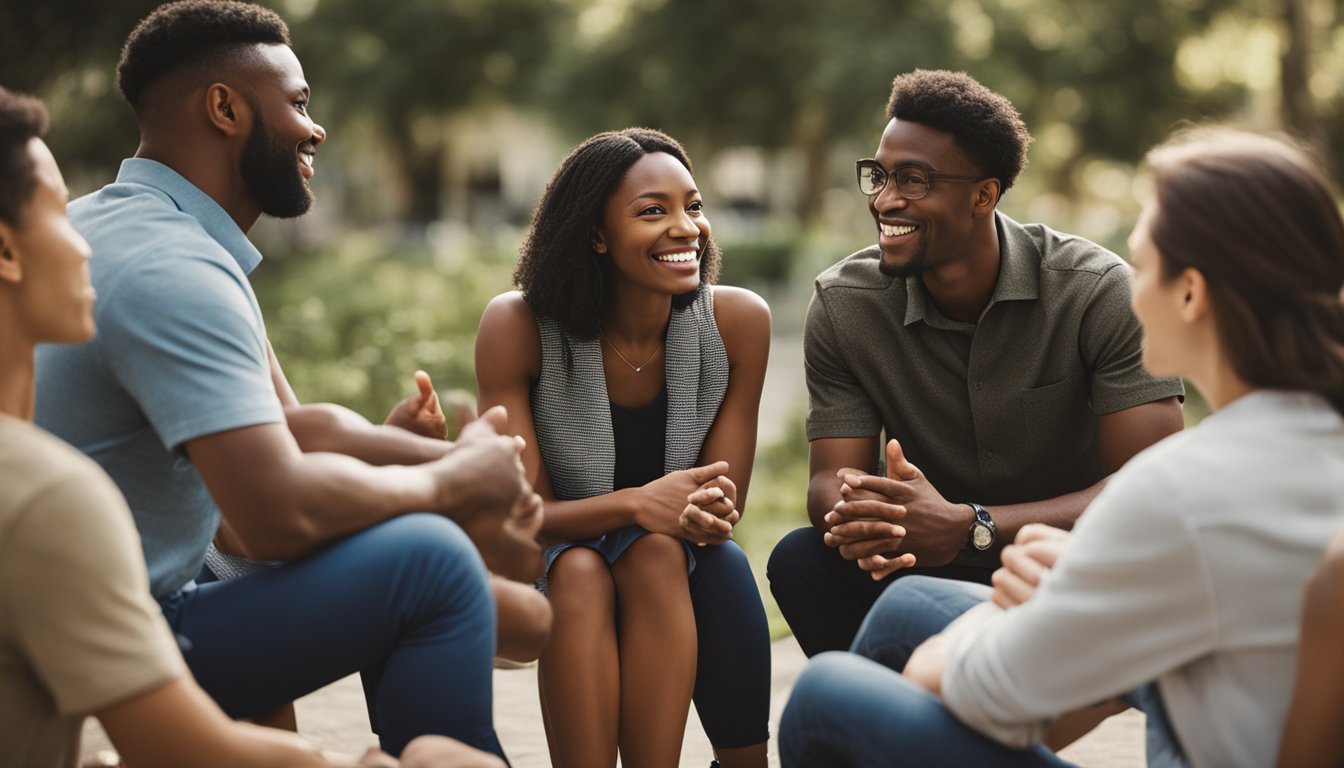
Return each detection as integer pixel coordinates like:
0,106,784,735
377,514,490,593
850,576,963,666
494,578,553,663
766,526,825,592
548,548,615,617
617,533,688,581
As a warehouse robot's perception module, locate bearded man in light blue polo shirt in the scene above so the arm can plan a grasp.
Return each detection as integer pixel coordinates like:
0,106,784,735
34,1,545,760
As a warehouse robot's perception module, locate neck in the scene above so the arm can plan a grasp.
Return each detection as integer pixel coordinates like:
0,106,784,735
135,137,261,233
921,216,1001,324
1188,356,1255,412
0,333,36,421
601,286,675,344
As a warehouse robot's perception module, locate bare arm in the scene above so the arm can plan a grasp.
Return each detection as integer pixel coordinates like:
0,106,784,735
820,398,1183,578
474,292,748,545
100,675,505,768
187,411,526,561
1276,531,1344,768
266,339,453,466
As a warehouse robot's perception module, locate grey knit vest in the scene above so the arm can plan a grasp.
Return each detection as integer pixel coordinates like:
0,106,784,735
530,287,729,501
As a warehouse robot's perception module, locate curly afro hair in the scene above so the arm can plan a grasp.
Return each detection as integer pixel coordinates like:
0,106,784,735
117,0,290,108
887,70,1032,193
0,87,49,226
513,127,721,340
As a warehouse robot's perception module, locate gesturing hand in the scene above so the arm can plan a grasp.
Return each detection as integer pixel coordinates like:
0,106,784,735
634,461,730,541
432,405,528,525
384,370,448,440
990,524,1070,609
680,473,739,546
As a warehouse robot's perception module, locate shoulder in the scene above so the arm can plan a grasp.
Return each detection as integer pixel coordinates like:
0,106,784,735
814,245,891,293
711,285,771,363
710,285,771,328
0,420,126,521
479,290,538,331
1005,215,1129,280
477,291,541,375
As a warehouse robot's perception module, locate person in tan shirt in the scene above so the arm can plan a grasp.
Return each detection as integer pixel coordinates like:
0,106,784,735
0,85,500,768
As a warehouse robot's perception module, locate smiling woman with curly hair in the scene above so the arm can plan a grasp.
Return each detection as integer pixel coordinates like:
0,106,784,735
477,127,771,768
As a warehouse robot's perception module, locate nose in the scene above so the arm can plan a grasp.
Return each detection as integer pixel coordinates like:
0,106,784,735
873,176,909,212
670,207,702,240
310,121,326,145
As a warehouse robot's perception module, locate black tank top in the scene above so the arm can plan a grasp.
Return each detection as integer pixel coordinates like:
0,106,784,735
610,388,668,491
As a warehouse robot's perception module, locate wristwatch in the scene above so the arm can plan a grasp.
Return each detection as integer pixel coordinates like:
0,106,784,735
967,502,996,551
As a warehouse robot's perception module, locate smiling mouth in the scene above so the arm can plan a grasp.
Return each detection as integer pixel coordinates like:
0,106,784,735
879,222,917,237
653,249,698,263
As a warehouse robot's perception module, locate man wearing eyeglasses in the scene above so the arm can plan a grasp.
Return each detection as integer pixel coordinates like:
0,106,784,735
767,69,1186,657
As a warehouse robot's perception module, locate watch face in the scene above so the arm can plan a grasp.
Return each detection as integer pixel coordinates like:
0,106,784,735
972,523,994,550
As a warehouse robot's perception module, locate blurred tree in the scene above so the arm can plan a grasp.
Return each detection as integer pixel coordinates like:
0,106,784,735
1,0,160,186
292,0,564,224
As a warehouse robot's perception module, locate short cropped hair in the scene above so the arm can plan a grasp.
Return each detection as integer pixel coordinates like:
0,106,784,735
117,0,290,108
514,128,722,340
887,70,1032,193
0,87,49,226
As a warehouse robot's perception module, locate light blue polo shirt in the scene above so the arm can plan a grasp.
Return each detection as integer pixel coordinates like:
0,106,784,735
35,159,284,601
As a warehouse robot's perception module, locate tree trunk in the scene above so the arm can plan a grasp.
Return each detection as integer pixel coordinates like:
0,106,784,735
1280,0,1330,164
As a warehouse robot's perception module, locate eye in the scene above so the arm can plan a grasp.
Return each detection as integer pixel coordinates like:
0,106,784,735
688,201,704,214
294,99,309,115
638,204,666,216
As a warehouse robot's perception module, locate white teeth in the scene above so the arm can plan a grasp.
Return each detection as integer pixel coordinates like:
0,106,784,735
300,154,314,168
654,251,697,263
880,223,916,237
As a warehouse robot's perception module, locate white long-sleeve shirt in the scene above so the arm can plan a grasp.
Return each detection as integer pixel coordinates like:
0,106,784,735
940,390,1344,768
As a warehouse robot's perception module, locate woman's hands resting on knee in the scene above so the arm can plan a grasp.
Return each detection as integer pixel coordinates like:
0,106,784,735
634,461,738,545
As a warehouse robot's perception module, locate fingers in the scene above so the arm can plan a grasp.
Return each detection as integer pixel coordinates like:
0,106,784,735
414,369,435,401
827,499,908,522
688,460,730,484
859,552,916,580
990,542,1052,608
478,404,509,433
885,438,920,481
836,536,906,560
1015,523,1070,546
680,504,733,545
825,519,907,543
837,473,913,501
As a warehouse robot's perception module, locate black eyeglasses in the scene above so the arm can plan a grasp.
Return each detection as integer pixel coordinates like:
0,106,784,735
855,159,984,199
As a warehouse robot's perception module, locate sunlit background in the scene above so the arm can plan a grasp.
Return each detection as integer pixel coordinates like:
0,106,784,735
8,0,1338,633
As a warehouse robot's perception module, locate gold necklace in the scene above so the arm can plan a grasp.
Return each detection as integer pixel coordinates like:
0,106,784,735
600,330,662,373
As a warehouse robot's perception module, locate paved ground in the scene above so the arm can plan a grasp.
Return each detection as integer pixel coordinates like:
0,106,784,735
82,637,1144,766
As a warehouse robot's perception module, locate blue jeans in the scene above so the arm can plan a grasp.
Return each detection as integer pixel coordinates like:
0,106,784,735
840,574,1188,767
780,653,1080,767
767,526,993,656
161,514,502,759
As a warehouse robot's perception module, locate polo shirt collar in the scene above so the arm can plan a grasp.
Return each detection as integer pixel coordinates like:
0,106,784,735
114,158,265,275
903,210,1040,327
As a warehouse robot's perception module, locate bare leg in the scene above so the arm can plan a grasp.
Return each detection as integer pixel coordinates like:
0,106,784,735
612,534,696,768
713,743,768,768
538,548,619,768
492,575,552,664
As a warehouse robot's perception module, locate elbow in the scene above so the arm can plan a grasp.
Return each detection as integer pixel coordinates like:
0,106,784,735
221,502,322,562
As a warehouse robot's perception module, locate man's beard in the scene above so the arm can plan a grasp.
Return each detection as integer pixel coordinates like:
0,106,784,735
241,112,313,219
878,245,926,278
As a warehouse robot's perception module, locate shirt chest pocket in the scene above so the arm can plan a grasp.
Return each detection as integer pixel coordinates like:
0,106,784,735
1018,373,1103,492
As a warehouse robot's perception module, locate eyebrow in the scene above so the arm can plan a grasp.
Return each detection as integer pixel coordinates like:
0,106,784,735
626,189,700,205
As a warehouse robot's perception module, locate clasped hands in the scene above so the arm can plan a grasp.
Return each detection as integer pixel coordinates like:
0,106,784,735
822,438,971,579
635,460,740,547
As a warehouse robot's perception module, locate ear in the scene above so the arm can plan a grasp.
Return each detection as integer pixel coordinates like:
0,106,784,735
0,223,22,284
204,84,247,137
1177,267,1210,323
971,178,1001,216
591,226,608,255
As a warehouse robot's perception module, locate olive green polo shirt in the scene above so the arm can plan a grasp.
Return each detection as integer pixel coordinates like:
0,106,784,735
804,212,1184,506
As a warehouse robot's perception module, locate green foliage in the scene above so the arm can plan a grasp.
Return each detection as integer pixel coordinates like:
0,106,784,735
717,240,798,286
252,234,516,419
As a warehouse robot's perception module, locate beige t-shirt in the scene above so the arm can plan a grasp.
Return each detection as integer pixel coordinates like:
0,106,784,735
0,414,184,768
